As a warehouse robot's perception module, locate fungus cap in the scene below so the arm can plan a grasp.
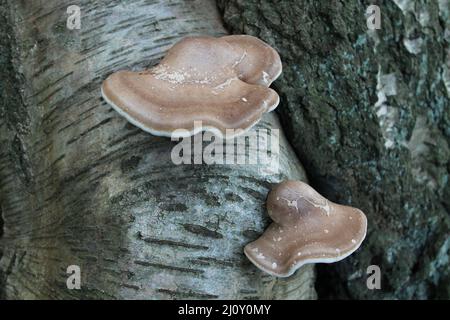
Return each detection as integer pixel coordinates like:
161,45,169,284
101,35,282,138
244,180,367,277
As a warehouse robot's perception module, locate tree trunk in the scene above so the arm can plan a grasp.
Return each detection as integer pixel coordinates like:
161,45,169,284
219,0,450,299
0,0,316,299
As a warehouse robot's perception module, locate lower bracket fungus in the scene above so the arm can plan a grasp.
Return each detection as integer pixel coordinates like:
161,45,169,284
244,180,367,277
101,35,282,138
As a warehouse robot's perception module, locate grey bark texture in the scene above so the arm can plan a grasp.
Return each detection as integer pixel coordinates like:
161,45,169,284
218,0,450,299
0,0,316,299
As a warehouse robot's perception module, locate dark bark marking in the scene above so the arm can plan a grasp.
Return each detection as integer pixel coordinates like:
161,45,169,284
74,49,108,65
36,87,63,107
137,233,209,251
94,58,132,76
80,23,107,37
110,45,136,56
106,23,135,34
89,12,113,24
31,71,74,99
182,223,223,239
157,288,218,299
159,202,189,212
240,187,267,201
191,256,235,268
122,283,140,291
153,34,184,43
133,260,204,275
32,62,54,78
242,229,262,241
117,14,149,26
32,2,68,23
66,117,113,145
120,155,141,173
109,50,135,61
107,129,143,147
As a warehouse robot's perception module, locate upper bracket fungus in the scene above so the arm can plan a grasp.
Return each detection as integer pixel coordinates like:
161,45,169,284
244,180,367,277
101,35,282,138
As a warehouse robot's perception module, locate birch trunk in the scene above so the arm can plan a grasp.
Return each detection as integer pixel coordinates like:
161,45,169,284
0,0,316,299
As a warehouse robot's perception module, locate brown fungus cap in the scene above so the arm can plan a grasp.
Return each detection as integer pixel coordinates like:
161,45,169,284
101,35,282,138
244,180,367,277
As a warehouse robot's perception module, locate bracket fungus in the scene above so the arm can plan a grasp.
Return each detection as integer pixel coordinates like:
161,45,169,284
244,180,367,277
101,35,282,138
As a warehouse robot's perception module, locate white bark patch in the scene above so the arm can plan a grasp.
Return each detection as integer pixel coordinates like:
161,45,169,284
403,37,424,55
374,69,399,149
